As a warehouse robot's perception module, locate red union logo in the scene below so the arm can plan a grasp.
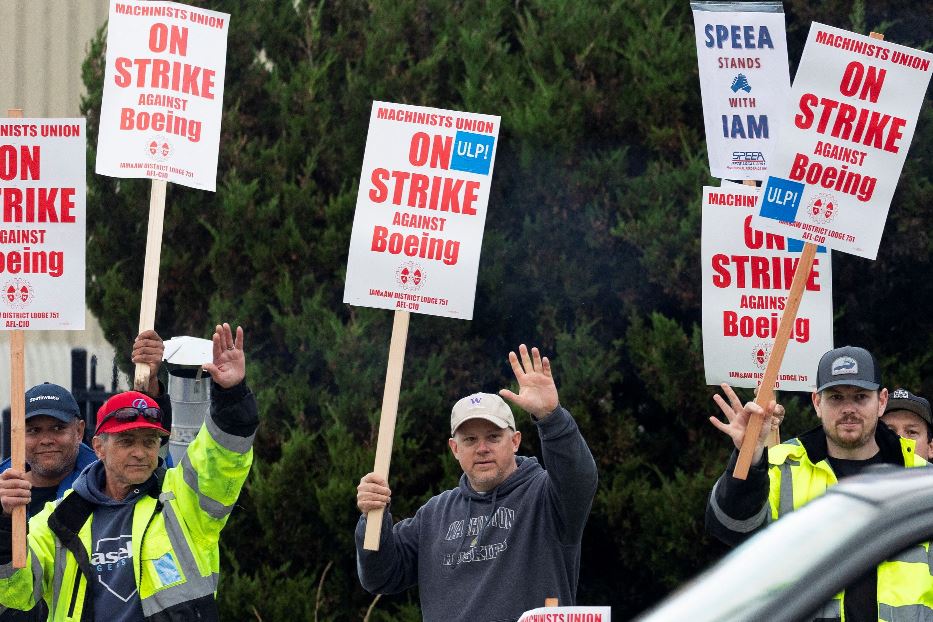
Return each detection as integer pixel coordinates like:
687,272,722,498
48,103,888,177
751,342,772,371
145,134,172,162
3,278,34,309
395,261,427,291
807,193,838,225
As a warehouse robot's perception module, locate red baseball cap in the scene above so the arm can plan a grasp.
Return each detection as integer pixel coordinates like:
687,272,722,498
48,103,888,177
95,391,168,436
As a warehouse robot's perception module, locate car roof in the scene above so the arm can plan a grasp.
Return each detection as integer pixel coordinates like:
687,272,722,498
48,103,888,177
636,464,933,622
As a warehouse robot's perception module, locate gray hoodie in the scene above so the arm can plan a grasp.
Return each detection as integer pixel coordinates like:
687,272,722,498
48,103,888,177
72,460,161,622
355,405,598,622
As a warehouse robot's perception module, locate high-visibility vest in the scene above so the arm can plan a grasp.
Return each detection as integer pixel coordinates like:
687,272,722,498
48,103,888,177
0,412,253,621
768,438,933,621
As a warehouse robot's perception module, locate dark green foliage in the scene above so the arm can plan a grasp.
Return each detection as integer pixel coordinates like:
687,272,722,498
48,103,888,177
79,1,932,619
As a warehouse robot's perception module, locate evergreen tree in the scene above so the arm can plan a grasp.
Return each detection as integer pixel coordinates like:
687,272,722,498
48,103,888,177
80,1,932,618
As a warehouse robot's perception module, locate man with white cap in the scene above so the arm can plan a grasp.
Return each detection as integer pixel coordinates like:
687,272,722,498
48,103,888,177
355,344,597,622
882,388,933,460
706,345,930,620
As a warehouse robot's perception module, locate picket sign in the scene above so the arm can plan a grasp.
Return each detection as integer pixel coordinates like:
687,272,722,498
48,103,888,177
95,0,232,389
363,310,410,549
6,107,26,569
133,180,167,390
517,605,611,622
733,32,886,479
346,102,501,549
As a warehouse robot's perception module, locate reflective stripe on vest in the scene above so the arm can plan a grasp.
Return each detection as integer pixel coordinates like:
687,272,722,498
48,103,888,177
811,595,841,621
205,414,254,455
51,537,68,612
878,602,933,621
139,491,218,617
708,478,769,533
27,544,43,607
180,453,236,520
777,460,797,517
890,544,929,566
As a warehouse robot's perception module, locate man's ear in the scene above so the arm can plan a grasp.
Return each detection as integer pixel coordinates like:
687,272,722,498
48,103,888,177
448,437,459,459
877,387,889,417
512,430,521,453
75,419,86,439
92,435,104,459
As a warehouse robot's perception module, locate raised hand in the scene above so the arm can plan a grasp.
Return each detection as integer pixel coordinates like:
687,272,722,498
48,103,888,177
132,329,165,397
202,323,245,389
709,383,782,453
499,344,559,419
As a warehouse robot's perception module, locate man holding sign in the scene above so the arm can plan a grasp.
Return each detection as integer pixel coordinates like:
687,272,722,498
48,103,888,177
706,346,930,619
355,344,597,622
0,323,255,621
0,329,167,622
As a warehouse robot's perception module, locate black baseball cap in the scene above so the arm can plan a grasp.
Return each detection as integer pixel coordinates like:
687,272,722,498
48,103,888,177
884,388,933,428
815,346,881,392
25,383,81,423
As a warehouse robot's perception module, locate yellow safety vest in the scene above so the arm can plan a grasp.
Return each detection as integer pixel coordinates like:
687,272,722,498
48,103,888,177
0,412,253,621
768,437,933,621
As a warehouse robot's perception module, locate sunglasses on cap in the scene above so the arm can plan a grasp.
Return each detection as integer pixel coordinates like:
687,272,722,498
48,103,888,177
95,404,163,433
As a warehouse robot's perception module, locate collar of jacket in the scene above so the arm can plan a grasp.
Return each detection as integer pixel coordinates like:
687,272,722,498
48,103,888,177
794,419,907,465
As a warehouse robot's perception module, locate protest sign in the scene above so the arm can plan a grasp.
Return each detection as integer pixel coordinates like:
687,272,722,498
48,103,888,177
343,101,500,320
756,23,933,259
96,0,230,191
0,119,86,330
518,606,611,622
95,0,230,389
346,101,501,550
691,1,791,180
702,184,832,392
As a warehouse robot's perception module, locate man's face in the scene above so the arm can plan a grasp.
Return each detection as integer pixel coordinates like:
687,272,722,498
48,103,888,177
25,415,85,486
93,428,161,491
448,418,521,492
813,385,887,454
882,410,932,460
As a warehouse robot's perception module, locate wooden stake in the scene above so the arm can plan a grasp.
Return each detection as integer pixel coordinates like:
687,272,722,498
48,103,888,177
363,310,410,550
9,330,25,569
7,107,26,569
733,31,886,479
741,179,780,448
134,179,167,391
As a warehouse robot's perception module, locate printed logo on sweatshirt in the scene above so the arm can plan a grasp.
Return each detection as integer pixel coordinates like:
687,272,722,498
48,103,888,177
92,534,138,602
442,506,514,566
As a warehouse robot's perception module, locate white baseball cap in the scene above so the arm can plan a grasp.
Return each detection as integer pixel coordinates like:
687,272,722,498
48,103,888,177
450,393,515,435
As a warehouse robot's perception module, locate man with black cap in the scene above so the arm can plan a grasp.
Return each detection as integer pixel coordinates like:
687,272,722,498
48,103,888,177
0,330,166,622
882,388,933,460
706,345,930,620
354,344,597,622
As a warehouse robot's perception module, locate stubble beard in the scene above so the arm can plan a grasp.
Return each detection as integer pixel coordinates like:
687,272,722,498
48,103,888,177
826,416,877,450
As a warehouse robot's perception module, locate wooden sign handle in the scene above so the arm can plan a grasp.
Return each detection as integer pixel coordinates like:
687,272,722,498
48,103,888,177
6,107,26,569
742,179,780,448
363,310,410,551
10,330,26,568
733,243,817,478
134,179,167,391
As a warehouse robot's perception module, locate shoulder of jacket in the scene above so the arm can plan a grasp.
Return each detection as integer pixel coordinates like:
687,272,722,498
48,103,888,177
768,439,809,465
